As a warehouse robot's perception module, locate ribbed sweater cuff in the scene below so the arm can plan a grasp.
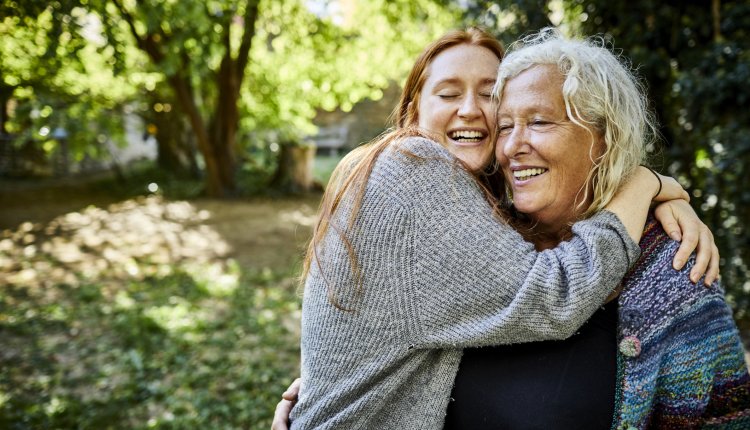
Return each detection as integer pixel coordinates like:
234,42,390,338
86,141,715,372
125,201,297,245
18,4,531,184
584,210,642,268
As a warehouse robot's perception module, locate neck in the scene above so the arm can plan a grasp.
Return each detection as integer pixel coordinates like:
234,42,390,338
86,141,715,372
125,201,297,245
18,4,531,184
525,206,590,251
530,227,572,251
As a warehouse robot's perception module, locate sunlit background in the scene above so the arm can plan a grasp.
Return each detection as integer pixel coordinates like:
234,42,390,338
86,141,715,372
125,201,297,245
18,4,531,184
1,0,748,427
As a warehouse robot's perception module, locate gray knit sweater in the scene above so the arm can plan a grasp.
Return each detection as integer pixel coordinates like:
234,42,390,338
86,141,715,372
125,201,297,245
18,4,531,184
289,137,641,429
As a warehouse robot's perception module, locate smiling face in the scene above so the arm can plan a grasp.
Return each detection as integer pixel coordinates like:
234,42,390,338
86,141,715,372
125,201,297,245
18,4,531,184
417,44,500,170
496,65,604,235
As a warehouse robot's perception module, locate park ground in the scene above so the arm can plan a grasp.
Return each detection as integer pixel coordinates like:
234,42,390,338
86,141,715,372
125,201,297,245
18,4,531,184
0,173,319,429
1,171,749,429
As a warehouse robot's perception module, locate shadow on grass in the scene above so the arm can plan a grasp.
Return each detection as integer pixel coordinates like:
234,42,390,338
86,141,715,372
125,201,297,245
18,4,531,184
0,196,304,429
1,268,301,429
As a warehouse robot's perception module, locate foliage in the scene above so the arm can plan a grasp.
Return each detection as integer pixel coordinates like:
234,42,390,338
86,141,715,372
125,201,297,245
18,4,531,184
0,1,147,171
312,154,345,187
3,0,458,193
241,0,459,134
458,0,554,46
87,0,459,195
0,270,301,429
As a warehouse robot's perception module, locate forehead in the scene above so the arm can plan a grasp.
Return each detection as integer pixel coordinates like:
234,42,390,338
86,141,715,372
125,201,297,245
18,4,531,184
425,44,500,85
498,65,565,112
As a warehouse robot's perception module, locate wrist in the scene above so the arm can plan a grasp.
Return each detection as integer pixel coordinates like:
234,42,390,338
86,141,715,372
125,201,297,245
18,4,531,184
639,165,662,200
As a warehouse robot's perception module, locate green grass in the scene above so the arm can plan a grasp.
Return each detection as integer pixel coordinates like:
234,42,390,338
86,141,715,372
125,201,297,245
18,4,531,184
0,264,301,429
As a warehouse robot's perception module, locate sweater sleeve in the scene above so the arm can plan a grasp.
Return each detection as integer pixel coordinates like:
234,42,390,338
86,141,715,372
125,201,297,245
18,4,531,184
397,138,641,348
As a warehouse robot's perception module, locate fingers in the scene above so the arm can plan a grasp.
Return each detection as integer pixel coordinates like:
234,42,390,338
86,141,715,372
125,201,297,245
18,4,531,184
282,378,301,401
698,230,720,286
653,203,682,242
652,195,721,286
687,225,711,283
272,378,301,429
705,243,720,286
671,217,700,272
674,221,720,286
272,399,295,430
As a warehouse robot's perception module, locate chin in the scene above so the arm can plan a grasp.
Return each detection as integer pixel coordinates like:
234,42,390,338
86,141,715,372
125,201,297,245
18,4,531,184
512,203,543,220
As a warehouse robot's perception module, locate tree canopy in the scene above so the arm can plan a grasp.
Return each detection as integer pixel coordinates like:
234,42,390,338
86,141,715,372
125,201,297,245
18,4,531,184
1,0,459,194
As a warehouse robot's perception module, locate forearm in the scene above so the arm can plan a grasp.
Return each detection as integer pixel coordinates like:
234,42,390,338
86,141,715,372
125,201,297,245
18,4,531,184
605,166,687,243
414,210,640,347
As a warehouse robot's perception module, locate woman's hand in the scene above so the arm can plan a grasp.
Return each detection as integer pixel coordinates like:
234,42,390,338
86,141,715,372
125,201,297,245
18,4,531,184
271,378,301,430
654,199,720,286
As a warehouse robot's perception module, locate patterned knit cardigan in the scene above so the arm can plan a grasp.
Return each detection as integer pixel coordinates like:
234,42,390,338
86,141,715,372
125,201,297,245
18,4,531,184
613,218,750,429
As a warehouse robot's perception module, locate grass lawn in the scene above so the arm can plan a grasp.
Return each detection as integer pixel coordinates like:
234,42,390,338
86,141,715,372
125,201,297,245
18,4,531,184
0,191,319,429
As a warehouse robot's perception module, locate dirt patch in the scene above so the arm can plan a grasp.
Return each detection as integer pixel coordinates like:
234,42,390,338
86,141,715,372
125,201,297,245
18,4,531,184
192,196,320,271
1,176,321,273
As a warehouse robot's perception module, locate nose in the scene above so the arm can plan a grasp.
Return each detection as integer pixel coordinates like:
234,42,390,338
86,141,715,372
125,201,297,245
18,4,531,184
498,124,530,161
458,94,481,120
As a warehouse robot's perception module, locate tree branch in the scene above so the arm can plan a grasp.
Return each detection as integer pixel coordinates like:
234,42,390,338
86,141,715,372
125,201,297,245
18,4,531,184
712,0,722,42
111,0,165,63
235,0,260,86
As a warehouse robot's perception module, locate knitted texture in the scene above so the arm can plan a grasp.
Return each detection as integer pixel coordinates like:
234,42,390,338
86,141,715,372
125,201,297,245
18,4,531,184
290,137,641,429
614,218,750,429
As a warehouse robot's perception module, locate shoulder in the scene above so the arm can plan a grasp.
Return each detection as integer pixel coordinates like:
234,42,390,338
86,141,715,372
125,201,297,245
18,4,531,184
623,216,721,294
619,216,730,335
396,136,454,159
378,136,456,170
373,136,477,196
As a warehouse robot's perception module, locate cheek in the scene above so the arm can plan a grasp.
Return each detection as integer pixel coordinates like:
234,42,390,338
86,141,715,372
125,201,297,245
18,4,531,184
495,139,509,165
418,102,443,130
481,100,496,120
416,100,429,128
556,153,593,193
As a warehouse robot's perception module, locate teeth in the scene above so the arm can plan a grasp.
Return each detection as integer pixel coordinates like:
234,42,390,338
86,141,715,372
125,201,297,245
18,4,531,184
450,130,485,140
513,168,547,180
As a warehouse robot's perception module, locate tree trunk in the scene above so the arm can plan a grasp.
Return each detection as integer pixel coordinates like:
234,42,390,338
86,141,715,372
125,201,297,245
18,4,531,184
712,0,722,41
271,144,316,193
168,74,231,197
112,0,258,198
208,49,242,197
0,84,13,136
150,96,200,178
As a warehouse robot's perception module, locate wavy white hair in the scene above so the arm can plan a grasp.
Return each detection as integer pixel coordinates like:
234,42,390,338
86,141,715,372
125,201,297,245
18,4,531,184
494,28,658,218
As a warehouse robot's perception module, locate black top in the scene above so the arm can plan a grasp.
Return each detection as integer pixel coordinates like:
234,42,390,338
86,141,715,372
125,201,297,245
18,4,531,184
444,300,618,430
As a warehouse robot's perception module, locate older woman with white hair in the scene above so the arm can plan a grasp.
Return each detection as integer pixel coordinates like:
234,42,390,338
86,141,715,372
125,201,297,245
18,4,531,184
444,29,750,429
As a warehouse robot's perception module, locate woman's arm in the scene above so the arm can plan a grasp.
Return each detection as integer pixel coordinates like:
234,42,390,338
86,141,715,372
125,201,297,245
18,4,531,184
400,138,643,347
603,166,687,242
607,166,719,285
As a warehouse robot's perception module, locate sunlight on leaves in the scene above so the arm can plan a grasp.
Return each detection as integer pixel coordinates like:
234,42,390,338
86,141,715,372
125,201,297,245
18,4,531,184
144,298,201,335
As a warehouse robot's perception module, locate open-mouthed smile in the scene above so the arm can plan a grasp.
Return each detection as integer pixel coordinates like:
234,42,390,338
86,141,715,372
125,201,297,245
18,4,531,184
449,130,487,146
512,167,548,181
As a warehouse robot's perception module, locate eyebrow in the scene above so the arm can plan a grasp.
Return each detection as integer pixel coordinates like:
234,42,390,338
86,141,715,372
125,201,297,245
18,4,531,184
497,105,564,119
433,77,497,86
